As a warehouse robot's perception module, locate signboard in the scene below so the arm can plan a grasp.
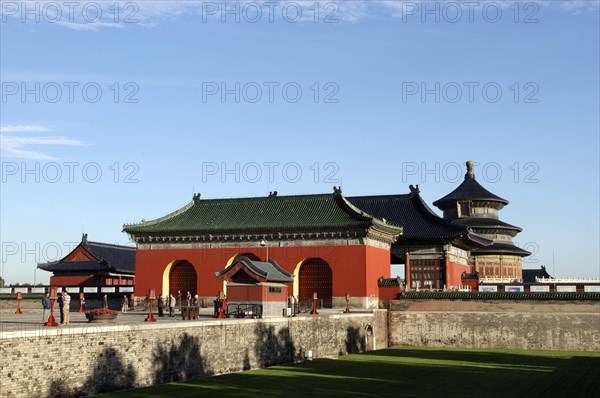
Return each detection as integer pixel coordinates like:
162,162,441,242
14,287,28,293
556,285,576,292
530,285,550,292
83,287,98,293
101,287,116,293
0,288,12,294
120,287,134,293
584,286,600,293
506,285,524,292
31,287,46,293
480,285,498,292
66,287,80,293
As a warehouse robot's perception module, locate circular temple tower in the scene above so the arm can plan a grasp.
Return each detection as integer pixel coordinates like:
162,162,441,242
433,161,530,280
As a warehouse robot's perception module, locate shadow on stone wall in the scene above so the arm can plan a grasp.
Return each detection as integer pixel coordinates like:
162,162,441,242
243,348,251,371
152,332,212,384
345,325,366,354
254,324,297,367
46,347,136,398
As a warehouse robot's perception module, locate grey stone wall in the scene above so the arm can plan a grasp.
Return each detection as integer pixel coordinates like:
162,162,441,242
389,311,600,351
0,312,386,398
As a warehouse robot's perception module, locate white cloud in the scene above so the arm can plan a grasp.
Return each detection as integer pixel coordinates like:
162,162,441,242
0,126,87,160
0,125,50,133
55,21,127,31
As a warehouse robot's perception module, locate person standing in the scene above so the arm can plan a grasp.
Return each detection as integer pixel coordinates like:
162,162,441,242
186,291,192,307
177,290,182,309
103,294,108,309
42,293,51,323
61,291,71,325
121,295,129,313
157,294,164,317
169,293,176,317
57,291,64,324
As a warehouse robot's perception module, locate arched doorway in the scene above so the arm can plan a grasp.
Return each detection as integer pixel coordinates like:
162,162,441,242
168,260,197,297
298,258,332,308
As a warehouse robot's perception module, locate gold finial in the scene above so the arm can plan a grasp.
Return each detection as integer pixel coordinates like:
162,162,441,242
466,160,474,179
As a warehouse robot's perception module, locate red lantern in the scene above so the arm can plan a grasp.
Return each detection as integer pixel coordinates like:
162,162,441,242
45,287,59,327
79,292,85,312
145,289,156,322
311,291,319,315
15,291,23,314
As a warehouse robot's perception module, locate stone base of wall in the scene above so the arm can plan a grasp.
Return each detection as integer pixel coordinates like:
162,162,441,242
333,296,378,309
381,299,600,313
0,312,387,398
389,311,600,351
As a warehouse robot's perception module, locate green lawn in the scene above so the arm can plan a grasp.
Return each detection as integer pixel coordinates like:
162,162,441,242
100,346,600,398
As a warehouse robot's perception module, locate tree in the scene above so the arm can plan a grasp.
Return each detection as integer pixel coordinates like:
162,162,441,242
0,276,5,288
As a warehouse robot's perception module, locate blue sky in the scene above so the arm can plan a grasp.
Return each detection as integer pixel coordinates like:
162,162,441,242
1,0,598,284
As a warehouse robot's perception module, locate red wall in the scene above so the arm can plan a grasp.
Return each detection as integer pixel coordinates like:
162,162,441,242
227,284,288,302
366,246,393,296
134,244,392,299
50,275,100,286
378,286,402,300
446,260,470,288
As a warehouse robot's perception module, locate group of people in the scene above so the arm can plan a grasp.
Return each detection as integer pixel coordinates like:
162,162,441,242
41,290,204,322
155,291,200,317
41,292,131,324
41,291,71,325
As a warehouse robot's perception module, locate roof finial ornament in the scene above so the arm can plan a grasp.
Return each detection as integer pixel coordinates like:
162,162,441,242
193,193,201,204
465,160,475,180
409,184,420,194
333,186,342,195
82,233,88,243
269,191,278,198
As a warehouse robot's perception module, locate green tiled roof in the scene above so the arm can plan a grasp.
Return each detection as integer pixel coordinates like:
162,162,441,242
123,189,402,237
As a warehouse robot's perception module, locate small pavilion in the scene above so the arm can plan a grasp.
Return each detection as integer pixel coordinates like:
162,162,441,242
216,256,294,317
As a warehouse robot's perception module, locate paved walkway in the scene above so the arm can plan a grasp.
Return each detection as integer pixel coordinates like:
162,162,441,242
0,306,357,337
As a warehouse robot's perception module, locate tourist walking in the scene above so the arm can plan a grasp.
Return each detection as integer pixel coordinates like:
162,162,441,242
157,294,164,317
61,291,71,325
169,294,176,317
121,295,129,313
42,293,51,323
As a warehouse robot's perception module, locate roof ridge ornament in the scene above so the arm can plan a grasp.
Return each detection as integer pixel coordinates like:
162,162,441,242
82,233,88,243
409,184,420,194
269,191,278,198
193,193,201,204
465,160,475,180
333,186,342,195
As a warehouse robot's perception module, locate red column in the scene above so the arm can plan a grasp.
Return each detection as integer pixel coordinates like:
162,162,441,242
444,251,450,289
405,252,411,290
